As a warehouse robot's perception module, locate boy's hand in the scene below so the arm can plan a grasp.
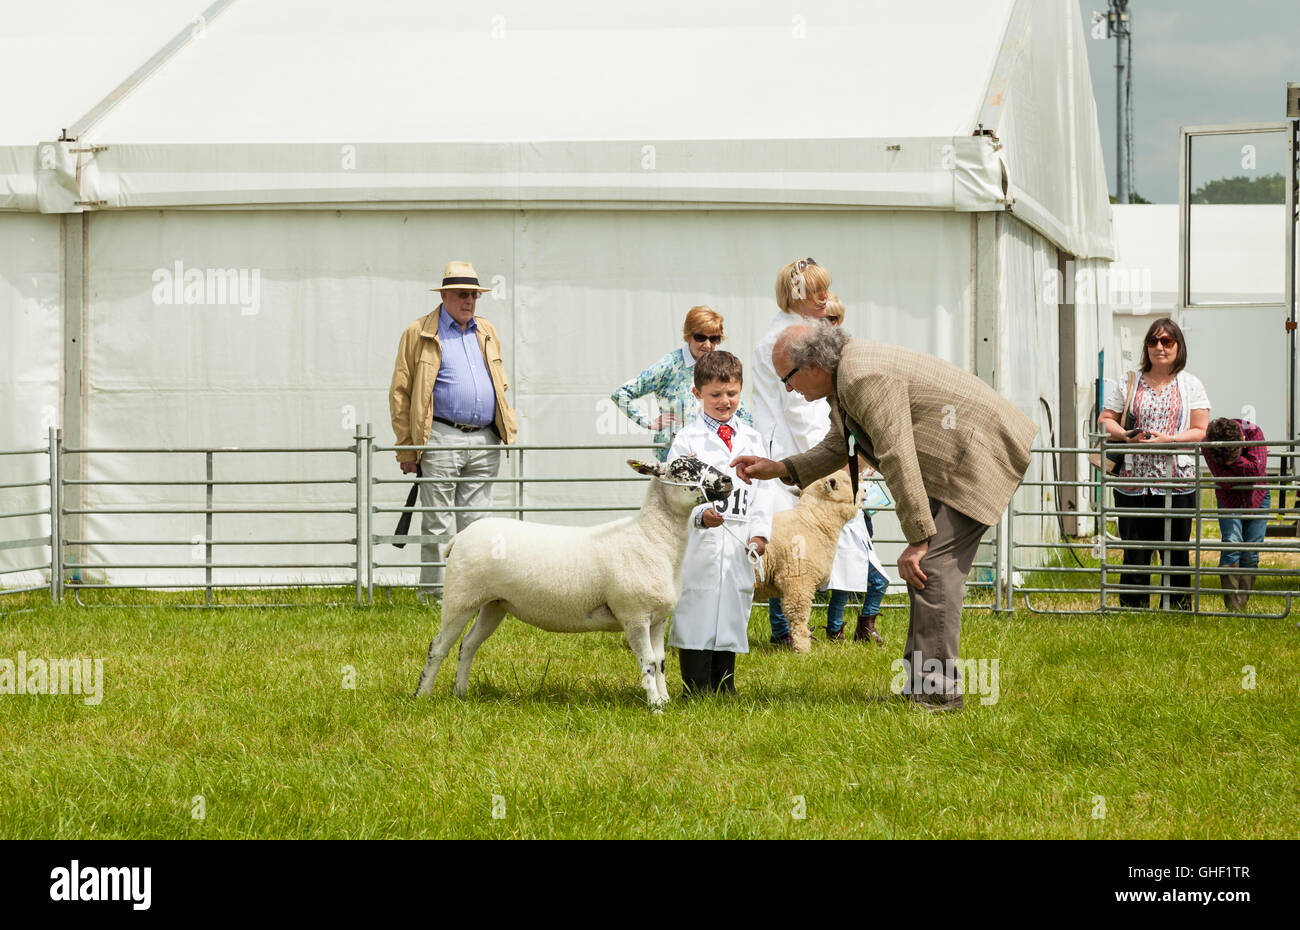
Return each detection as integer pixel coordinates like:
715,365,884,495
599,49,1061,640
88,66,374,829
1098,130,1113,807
747,537,766,556
700,509,724,528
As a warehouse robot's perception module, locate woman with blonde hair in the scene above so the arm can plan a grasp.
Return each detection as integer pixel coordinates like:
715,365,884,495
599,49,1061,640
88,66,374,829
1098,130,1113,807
612,305,752,461
820,295,892,643
750,258,841,645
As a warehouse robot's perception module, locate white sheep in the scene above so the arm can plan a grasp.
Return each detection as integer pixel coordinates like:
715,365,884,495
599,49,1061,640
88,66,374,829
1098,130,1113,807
413,455,734,711
753,473,865,654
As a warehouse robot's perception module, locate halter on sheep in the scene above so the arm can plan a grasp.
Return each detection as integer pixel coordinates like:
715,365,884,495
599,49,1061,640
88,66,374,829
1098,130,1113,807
413,454,733,711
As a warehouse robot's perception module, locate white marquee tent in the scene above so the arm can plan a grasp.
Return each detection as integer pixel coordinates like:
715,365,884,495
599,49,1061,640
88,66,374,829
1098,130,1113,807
1,0,1116,589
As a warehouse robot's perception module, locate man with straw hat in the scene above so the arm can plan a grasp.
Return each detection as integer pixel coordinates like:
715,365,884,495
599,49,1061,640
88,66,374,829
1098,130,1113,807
390,261,518,601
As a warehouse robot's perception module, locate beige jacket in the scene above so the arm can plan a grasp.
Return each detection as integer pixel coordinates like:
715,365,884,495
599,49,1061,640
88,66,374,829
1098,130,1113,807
389,309,518,465
782,339,1037,543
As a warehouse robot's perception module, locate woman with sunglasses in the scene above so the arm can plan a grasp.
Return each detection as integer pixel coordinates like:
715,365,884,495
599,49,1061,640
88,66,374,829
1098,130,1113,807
1098,317,1210,609
611,305,752,461
751,258,837,646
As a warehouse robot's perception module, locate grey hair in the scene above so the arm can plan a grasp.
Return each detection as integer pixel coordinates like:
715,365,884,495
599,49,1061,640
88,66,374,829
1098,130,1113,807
787,321,851,371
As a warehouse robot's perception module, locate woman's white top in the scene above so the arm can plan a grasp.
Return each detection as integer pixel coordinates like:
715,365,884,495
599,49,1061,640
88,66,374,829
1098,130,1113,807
1103,369,1211,494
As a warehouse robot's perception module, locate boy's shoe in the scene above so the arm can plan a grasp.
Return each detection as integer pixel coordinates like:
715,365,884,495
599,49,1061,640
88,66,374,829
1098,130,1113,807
769,633,793,649
854,613,884,645
826,626,845,642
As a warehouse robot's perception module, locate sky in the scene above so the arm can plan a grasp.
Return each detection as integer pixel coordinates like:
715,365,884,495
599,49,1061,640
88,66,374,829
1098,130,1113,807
1077,0,1300,203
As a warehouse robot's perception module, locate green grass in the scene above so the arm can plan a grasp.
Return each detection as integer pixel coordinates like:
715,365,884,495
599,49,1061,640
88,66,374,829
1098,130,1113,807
0,587,1296,838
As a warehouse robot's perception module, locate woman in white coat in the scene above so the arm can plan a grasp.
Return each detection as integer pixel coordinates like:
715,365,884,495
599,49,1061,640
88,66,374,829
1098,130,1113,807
751,261,887,644
668,351,773,695
820,298,891,642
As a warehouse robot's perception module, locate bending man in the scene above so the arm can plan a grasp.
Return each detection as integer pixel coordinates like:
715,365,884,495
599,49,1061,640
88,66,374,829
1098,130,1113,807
731,324,1036,710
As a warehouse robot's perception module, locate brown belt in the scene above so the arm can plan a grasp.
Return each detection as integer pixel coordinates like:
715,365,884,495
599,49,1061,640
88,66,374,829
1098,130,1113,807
434,416,487,433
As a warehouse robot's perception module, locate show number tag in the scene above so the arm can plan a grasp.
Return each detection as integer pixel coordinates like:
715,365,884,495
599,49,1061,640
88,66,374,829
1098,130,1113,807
713,487,749,519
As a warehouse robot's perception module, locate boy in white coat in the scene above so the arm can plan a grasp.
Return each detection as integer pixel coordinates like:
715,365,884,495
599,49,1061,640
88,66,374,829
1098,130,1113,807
668,351,774,695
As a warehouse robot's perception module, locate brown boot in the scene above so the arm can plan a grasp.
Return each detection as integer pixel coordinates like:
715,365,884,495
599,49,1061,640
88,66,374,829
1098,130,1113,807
1220,574,1241,610
853,612,884,645
1238,573,1255,610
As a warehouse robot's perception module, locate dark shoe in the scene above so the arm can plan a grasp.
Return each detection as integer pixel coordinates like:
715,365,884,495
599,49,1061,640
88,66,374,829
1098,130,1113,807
1220,574,1241,610
853,613,884,645
905,692,965,713
710,651,737,694
769,633,792,649
826,626,846,642
678,648,712,697
1238,573,1255,610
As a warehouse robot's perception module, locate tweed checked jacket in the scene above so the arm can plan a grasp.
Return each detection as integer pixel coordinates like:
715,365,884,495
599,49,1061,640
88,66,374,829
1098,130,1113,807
782,339,1037,544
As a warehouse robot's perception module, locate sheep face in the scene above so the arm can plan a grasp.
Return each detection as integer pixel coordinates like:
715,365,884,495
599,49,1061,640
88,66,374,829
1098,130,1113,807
800,473,864,524
628,455,733,509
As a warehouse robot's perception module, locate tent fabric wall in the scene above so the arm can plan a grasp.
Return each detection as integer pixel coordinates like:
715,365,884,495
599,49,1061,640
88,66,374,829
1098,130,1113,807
63,207,972,585
0,214,61,582
998,215,1060,552
990,0,1115,261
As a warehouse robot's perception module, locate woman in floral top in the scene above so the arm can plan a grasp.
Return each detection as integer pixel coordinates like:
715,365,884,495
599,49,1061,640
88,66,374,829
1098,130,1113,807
1099,317,1210,609
611,306,752,460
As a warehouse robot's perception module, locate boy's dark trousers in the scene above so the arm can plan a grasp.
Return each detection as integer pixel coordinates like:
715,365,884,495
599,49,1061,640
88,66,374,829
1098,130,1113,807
679,649,737,695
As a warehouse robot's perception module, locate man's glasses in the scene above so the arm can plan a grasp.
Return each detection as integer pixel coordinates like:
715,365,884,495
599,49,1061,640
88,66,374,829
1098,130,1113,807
1146,335,1177,349
691,333,723,344
780,366,801,385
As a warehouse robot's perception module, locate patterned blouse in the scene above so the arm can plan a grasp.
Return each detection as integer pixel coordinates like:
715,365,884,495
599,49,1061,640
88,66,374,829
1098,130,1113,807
1105,370,1211,495
611,346,753,461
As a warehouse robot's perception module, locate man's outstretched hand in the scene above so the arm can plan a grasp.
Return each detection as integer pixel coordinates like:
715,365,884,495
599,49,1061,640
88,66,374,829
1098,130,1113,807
730,456,787,484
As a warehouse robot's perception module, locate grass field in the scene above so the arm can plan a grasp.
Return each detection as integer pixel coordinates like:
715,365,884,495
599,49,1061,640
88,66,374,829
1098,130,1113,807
1,582,1297,839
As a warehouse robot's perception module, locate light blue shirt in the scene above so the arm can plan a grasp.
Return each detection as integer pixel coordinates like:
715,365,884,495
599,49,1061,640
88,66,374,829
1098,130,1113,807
433,306,496,428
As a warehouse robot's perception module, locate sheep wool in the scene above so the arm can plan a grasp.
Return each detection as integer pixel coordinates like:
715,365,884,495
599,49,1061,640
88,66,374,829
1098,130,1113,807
754,474,864,653
413,456,733,712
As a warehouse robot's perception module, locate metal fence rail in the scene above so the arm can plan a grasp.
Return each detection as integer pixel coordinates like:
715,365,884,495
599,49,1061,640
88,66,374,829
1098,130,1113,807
1011,436,1299,617
2,429,1294,618
0,430,58,612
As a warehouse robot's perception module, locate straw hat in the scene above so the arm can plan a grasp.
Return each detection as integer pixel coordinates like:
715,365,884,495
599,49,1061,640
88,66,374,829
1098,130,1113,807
429,260,493,292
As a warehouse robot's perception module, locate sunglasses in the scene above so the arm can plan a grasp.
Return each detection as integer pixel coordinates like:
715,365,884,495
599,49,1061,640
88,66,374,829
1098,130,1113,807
793,257,818,273
780,366,801,385
1146,335,1177,349
691,333,723,345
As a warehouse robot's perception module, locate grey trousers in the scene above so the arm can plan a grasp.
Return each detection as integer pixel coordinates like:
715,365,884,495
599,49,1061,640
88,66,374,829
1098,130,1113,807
901,499,990,697
419,419,501,595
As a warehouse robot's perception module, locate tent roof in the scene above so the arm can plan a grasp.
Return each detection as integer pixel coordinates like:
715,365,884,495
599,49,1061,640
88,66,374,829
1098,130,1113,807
2,0,1114,259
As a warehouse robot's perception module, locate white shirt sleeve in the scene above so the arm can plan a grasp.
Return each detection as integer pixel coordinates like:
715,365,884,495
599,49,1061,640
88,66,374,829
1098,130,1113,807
1184,373,1211,410
1102,373,1130,415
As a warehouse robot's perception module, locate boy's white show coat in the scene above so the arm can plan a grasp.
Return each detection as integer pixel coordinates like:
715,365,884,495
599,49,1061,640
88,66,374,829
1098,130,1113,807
668,416,774,652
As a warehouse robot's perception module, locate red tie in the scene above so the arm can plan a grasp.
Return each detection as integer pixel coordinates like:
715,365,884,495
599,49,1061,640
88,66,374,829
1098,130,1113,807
717,424,733,450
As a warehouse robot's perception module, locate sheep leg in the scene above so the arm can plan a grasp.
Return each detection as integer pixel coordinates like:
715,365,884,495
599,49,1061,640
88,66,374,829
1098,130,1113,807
452,601,507,697
649,616,670,706
414,605,478,698
783,586,814,654
623,619,666,713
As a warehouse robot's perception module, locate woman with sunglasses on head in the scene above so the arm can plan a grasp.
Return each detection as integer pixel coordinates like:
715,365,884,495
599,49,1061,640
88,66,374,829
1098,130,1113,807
751,258,838,646
611,305,752,461
1098,317,1210,610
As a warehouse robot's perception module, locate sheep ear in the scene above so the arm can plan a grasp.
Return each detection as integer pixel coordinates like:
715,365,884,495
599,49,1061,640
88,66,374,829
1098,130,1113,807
627,459,662,477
